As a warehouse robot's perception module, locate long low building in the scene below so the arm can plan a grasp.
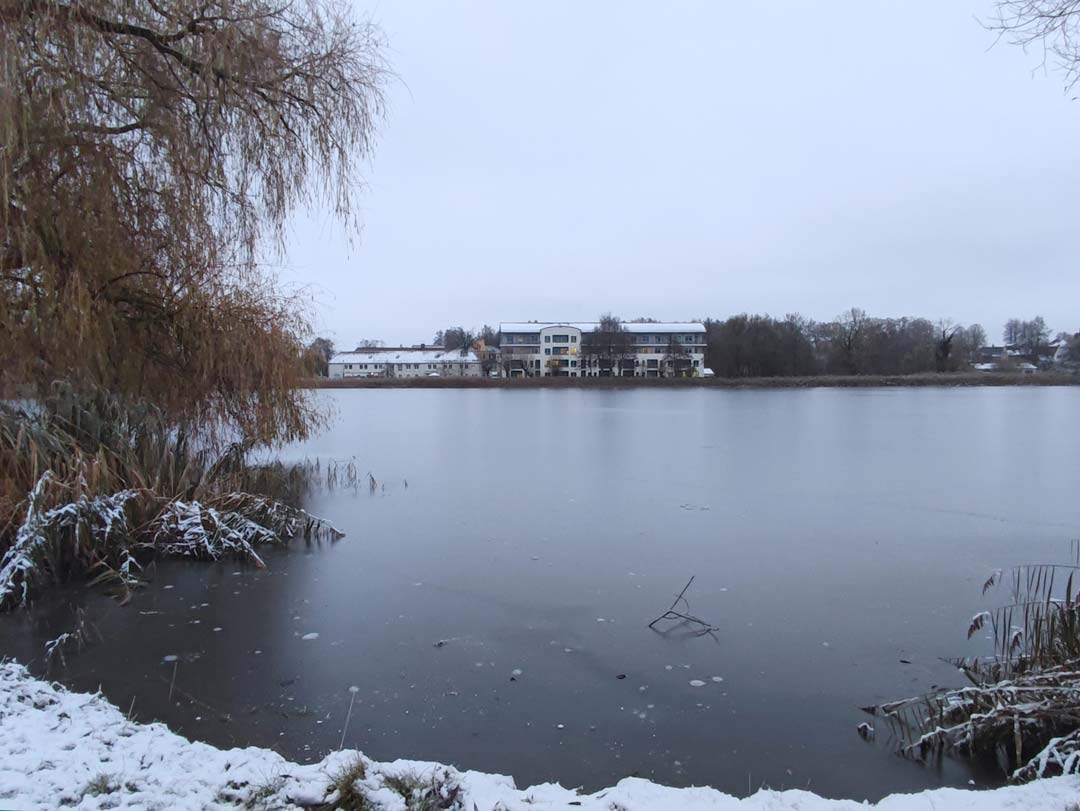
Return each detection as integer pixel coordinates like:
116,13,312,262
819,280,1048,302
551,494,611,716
328,347,482,379
499,321,707,377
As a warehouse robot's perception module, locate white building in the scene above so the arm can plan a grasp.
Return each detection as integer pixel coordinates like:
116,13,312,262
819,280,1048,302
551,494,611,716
499,322,707,378
328,347,482,379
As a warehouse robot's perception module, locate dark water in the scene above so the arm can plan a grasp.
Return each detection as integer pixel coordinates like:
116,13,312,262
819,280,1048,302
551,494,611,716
3,387,1079,800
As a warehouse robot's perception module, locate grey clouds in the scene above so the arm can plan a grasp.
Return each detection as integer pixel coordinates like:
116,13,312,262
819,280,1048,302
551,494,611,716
283,1,1079,347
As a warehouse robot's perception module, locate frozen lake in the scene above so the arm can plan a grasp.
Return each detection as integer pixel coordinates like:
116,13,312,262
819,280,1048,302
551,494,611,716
3,386,1078,800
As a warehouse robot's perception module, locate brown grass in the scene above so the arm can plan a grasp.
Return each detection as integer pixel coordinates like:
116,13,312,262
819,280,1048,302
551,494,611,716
0,387,340,610
869,542,1080,782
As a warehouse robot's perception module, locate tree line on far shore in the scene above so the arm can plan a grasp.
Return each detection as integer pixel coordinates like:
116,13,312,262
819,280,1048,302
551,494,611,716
703,310,983,377
702,311,1075,378
311,312,1078,378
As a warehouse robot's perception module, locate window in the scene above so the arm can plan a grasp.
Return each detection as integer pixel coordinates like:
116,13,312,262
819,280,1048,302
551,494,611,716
346,364,353,369
570,335,577,343
552,334,569,342
544,335,551,342
570,360,577,367
544,348,551,355
693,360,699,367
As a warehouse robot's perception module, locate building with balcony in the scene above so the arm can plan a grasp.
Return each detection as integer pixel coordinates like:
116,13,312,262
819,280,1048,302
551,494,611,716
328,347,482,379
499,322,707,378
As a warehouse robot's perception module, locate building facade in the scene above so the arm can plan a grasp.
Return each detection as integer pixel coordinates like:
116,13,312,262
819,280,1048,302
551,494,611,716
328,347,482,379
499,322,707,378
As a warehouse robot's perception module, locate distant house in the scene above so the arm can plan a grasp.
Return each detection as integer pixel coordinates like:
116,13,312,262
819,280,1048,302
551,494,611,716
328,347,482,379
975,344,1056,373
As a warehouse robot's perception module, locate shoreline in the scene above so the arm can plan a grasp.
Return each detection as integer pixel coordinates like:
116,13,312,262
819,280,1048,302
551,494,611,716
1,660,1076,810
311,371,1080,390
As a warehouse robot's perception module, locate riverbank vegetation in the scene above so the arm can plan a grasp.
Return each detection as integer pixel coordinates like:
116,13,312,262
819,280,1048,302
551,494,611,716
0,0,386,607
868,544,1080,782
0,387,344,609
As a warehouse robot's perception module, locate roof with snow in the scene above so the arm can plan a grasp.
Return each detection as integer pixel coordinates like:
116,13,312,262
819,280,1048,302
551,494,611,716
500,321,705,334
329,348,480,365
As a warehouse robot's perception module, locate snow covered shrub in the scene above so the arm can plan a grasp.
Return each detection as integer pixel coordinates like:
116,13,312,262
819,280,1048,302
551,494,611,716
82,773,118,797
318,756,372,811
0,393,341,609
868,543,1080,782
383,769,464,811
0,472,140,608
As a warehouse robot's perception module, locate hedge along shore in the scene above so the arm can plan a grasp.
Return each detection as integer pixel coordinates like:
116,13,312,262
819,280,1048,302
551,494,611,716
312,372,1080,390
2,661,1078,811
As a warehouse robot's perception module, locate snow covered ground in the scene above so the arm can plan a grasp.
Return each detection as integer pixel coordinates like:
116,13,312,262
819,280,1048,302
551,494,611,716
1,661,1076,810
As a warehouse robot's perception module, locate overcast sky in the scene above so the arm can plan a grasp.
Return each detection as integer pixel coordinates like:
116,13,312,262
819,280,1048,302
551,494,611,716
282,1,1079,348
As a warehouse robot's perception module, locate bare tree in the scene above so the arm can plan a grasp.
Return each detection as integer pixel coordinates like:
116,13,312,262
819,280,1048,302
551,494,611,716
433,327,476,352
967,323,988,354
582,314,632,377
305,337,335,376
662,337,691,377
1021,316,1050,356
1003,318,1023,346
988,1,1080,91
1004,316,1050,356
953,323,987,364
835,307,867,374
781,313,818,376
935,320,959,372
598,312,622,332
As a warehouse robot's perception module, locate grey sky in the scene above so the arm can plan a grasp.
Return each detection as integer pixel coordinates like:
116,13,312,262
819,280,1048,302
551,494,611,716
283,1,1079,348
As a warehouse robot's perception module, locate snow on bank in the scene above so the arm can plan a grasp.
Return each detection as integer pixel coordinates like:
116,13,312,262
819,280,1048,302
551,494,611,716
0,662,1076,811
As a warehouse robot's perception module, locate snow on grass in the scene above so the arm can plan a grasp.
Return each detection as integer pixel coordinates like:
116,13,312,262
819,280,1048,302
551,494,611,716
1,661,1078,810
0,473,141,608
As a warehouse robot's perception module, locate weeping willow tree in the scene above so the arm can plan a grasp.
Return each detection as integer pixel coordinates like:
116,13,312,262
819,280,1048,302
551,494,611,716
0,0,385,442
0,0,386,605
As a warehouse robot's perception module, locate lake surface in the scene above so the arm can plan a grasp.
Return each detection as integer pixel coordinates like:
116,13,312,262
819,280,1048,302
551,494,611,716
3,387,1079,800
